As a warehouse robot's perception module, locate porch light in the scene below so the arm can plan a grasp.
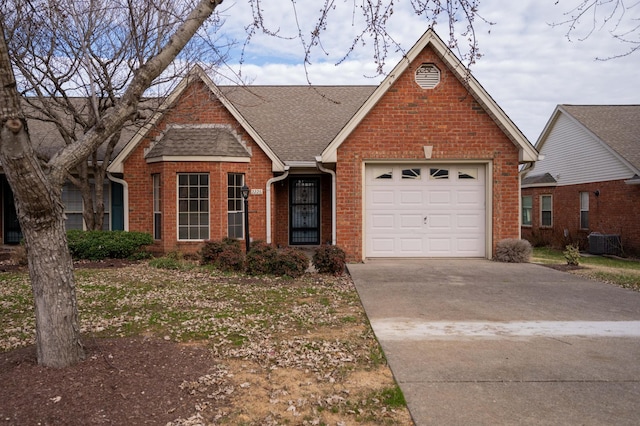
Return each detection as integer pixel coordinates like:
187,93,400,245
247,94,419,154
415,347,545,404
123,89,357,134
241,185,250,252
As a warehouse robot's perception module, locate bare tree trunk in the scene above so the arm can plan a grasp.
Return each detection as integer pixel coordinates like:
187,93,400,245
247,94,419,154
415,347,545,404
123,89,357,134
23,202,83,367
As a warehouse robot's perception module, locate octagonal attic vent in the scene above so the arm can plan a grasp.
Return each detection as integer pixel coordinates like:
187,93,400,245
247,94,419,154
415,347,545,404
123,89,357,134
415,63,440,89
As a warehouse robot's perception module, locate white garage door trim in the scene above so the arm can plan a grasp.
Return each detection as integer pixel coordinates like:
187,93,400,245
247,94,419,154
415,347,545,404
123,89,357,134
364,162,491,258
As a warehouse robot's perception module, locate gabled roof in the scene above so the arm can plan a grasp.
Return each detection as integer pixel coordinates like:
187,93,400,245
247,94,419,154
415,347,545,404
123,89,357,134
321,28,539,164
553,105,640,170
145,124,251,162
109,66,286,173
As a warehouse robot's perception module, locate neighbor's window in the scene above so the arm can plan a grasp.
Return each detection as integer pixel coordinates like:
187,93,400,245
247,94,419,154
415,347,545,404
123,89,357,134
227,173,244,239
580,191,589,229
153,174,162,240
521,195,532,226
177,173,209,240
540,194,552,227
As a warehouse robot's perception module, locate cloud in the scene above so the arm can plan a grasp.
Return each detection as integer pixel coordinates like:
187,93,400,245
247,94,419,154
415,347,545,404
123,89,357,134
217,0,639,142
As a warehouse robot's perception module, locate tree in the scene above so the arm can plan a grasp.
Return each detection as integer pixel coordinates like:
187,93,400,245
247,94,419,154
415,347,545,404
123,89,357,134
0,0,482,368
0,0,223,368
554,0,640,59
3,0,229,230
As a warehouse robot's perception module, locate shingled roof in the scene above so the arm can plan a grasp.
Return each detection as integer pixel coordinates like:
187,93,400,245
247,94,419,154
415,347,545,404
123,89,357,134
219,85,376,163
145,125,251,160
561,105,640,170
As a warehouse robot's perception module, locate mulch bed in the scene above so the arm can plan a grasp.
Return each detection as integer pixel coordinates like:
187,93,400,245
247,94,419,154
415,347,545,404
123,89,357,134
0,337,219,425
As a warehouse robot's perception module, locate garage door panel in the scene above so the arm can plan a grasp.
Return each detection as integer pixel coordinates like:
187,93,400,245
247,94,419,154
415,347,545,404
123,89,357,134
371,214,394,230
400,214,424,229
371,190,395,207
428,190,451,205
400,238,423,253
366,164,486,257
457,213,483,230
399,190,423,205
426,214,451,231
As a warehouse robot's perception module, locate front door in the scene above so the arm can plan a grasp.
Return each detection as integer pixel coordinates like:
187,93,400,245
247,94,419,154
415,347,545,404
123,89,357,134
289,177,320,245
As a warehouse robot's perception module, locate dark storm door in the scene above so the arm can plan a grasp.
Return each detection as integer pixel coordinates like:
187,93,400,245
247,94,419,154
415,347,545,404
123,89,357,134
2,177,22,244
289,177,320,245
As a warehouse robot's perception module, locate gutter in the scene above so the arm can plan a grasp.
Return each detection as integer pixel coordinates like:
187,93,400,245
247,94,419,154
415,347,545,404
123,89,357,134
266,166,290,244
315,157,336,245
106,172,129,231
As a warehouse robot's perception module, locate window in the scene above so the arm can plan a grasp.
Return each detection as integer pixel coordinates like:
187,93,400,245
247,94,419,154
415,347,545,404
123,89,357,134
458,168,478,180
521,195,532,226
62,183,84,230
580,192,589,229
540,195,552,227
227,173,244,239
430,168,449,179
177,173,209,240
61,182,110,230
153,174,161,240
402,168,421,179
375,169,393,179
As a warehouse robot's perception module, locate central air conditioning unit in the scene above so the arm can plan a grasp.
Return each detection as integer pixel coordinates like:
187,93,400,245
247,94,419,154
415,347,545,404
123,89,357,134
588,233,621,255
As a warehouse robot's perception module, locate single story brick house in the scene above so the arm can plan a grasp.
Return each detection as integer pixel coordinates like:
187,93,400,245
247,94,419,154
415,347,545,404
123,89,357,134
1,29,538,261
521,105,640,255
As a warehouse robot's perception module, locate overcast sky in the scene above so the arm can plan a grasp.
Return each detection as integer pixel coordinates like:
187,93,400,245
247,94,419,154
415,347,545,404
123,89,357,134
216,0,639,144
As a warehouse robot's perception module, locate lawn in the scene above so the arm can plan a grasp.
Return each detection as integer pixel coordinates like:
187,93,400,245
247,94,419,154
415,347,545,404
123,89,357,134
0,262,412,425
532,246,640,291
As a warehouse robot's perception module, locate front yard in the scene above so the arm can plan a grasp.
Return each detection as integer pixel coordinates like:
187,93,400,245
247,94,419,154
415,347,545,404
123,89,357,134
532,247,640,291
0,262,412,425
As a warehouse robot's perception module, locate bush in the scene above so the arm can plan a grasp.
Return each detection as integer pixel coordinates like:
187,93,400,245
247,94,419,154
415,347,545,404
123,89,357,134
564,244,581,265
312,245,346,275
246,241,278,275
67,230,153,260
275,247,309,278
495,238,532,263
201,238,244,272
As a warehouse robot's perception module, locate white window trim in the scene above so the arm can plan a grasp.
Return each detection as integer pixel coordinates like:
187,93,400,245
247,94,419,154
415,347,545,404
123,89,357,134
176,173,210,241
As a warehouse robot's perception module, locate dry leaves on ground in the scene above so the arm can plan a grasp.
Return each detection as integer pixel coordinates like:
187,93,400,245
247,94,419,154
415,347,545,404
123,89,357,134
0,263,413,425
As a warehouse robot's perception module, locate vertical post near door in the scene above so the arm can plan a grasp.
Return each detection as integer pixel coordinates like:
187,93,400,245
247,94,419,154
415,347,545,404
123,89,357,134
241,184,250,252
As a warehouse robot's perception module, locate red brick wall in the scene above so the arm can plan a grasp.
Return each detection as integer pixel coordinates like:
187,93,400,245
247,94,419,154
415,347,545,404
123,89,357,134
123,80,274,255
522,180,640,255
335,45,521,261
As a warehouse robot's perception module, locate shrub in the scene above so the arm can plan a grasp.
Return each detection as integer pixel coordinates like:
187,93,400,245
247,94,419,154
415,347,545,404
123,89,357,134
201,238,244,272
495,238,532,263
564,244,581,265
246,240,278,275
10,244,27,266
275,247,309,278
312,245,346,275
67,230,153,260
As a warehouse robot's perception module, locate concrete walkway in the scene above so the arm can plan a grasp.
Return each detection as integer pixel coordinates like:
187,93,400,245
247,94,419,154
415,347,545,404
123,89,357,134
348,259,640,425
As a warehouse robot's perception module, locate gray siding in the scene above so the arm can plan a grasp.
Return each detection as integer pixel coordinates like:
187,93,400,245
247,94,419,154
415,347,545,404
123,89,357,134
529,113,634,186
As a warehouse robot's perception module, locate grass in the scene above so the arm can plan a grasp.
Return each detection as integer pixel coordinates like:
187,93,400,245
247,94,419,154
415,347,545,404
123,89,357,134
0,262,412,425
532,246,640,291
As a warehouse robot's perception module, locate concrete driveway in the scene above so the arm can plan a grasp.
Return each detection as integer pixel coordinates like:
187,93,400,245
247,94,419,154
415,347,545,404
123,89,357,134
348,259,640,425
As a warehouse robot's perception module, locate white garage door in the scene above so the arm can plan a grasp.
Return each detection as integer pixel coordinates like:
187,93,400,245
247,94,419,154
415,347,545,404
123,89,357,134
365,164,486,257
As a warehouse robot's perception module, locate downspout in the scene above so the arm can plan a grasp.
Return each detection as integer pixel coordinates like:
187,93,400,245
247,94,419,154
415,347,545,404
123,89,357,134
106,172,129,231
315,157,336,245
266,166,290,244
